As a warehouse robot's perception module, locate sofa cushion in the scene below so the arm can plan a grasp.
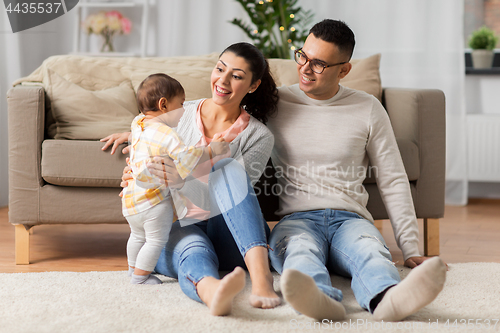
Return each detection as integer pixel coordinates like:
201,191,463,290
343,54,382,101
129,67,214,102
45,69,139,140
41,140,126,187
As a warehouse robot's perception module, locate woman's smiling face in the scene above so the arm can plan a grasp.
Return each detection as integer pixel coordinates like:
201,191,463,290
211,51,260,108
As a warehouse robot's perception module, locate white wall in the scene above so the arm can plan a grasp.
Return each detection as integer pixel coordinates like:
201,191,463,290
465,65,500,199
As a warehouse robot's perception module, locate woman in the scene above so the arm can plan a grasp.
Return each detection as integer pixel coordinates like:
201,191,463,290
101,42,280,315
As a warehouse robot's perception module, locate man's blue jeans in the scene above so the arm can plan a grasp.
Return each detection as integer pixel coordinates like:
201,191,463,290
154,158,270,303
269,209,400,312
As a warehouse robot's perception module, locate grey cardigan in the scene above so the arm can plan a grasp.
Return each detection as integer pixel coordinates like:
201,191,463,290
171,99,274,222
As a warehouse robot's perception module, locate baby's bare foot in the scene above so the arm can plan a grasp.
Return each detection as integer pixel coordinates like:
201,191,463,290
209,267,246,316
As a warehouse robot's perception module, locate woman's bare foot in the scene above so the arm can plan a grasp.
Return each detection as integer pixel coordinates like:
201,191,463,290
244,246,281,309
197,267,246,316
249,271,281,309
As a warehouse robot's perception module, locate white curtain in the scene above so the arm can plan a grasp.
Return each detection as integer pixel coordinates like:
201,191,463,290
0,0,468,206
0,13,20,207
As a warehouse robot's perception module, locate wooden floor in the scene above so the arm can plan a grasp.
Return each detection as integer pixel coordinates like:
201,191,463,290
1,199,499,273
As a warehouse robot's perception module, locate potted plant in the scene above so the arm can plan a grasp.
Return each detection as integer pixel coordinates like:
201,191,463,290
229,0,313,59
468,26,498,69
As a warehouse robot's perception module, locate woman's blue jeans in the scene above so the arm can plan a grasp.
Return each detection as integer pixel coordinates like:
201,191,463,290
269,209,401,312
154,158,270,303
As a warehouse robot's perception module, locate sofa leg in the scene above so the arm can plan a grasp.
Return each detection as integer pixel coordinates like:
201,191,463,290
424,218,440,256
15,225,31,265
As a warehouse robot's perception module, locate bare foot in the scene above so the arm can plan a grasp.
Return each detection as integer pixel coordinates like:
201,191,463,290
203,267,246,316
249,272,281,309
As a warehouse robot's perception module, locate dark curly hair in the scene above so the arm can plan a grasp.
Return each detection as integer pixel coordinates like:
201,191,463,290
220,42,279,124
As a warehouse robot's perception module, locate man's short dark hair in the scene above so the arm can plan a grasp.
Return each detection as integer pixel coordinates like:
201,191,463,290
309,19,355,60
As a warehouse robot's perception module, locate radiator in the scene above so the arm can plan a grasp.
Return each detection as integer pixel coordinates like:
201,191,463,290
467,114,500,182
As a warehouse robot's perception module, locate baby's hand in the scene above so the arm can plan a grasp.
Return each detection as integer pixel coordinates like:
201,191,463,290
212,133,225,143
210,134,229,157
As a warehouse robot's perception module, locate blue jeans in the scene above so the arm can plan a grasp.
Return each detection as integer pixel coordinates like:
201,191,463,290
269,209,400,312
154,158,270,303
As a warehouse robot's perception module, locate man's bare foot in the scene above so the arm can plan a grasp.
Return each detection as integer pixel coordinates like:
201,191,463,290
198,267,246,316
249,272,281,309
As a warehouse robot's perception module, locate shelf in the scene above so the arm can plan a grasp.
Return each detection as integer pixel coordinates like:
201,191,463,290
78,3,137,7
73,0,149,57
466,67,500,75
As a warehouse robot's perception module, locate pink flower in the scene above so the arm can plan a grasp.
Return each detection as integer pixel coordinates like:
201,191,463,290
121,17,132,34
105,10,123,19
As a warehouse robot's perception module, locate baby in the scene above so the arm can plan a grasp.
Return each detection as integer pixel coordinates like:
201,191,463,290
122,73,228,284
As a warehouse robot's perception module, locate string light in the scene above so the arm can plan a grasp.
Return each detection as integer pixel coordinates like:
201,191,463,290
280,26,285,31
290,46,296,50
258,1,264,4
287,39,292,43
290,27,296,32
253,29,258,34
290,14,295,18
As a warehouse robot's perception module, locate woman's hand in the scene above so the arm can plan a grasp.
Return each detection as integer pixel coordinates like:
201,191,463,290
147,156,185,190
100,132,131,155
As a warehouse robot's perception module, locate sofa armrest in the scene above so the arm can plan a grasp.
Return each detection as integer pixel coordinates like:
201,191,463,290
7,85,46,225
382,88,446,218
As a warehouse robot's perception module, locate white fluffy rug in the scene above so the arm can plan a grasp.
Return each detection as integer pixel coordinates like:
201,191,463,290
2,263,500,333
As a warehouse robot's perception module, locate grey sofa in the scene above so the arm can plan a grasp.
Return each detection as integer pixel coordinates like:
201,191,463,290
7,54,445,264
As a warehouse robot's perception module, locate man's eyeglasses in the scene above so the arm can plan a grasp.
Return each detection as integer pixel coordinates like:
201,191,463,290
294,48,348,74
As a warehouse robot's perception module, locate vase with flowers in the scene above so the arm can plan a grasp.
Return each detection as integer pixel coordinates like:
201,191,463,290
83,11,132,53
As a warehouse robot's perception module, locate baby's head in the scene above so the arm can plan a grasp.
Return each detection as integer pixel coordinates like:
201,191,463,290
137,73,185,116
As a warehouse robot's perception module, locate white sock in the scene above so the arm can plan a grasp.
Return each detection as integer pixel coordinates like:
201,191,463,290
128,267,134,277
281,269,345,321
130,273,162,285
373,257,446,321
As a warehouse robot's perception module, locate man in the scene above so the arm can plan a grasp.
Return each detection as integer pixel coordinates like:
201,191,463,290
267,19,446,321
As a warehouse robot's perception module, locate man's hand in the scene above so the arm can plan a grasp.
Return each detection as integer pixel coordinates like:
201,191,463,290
147,156,185,190
405,256,448,269
101,132,131,155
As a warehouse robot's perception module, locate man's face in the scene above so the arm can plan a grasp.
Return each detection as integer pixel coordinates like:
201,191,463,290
297,34,351,100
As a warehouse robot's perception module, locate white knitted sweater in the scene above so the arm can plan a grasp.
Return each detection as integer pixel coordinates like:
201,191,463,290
268,84,420,260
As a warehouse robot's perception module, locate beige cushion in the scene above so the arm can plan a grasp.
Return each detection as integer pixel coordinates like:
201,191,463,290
129,67,214,101
41,140,126,187
268,53,382,101
342,54,382,101
45,69,138,140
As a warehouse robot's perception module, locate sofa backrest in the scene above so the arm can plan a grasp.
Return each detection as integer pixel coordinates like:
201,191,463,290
15,53,382,140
